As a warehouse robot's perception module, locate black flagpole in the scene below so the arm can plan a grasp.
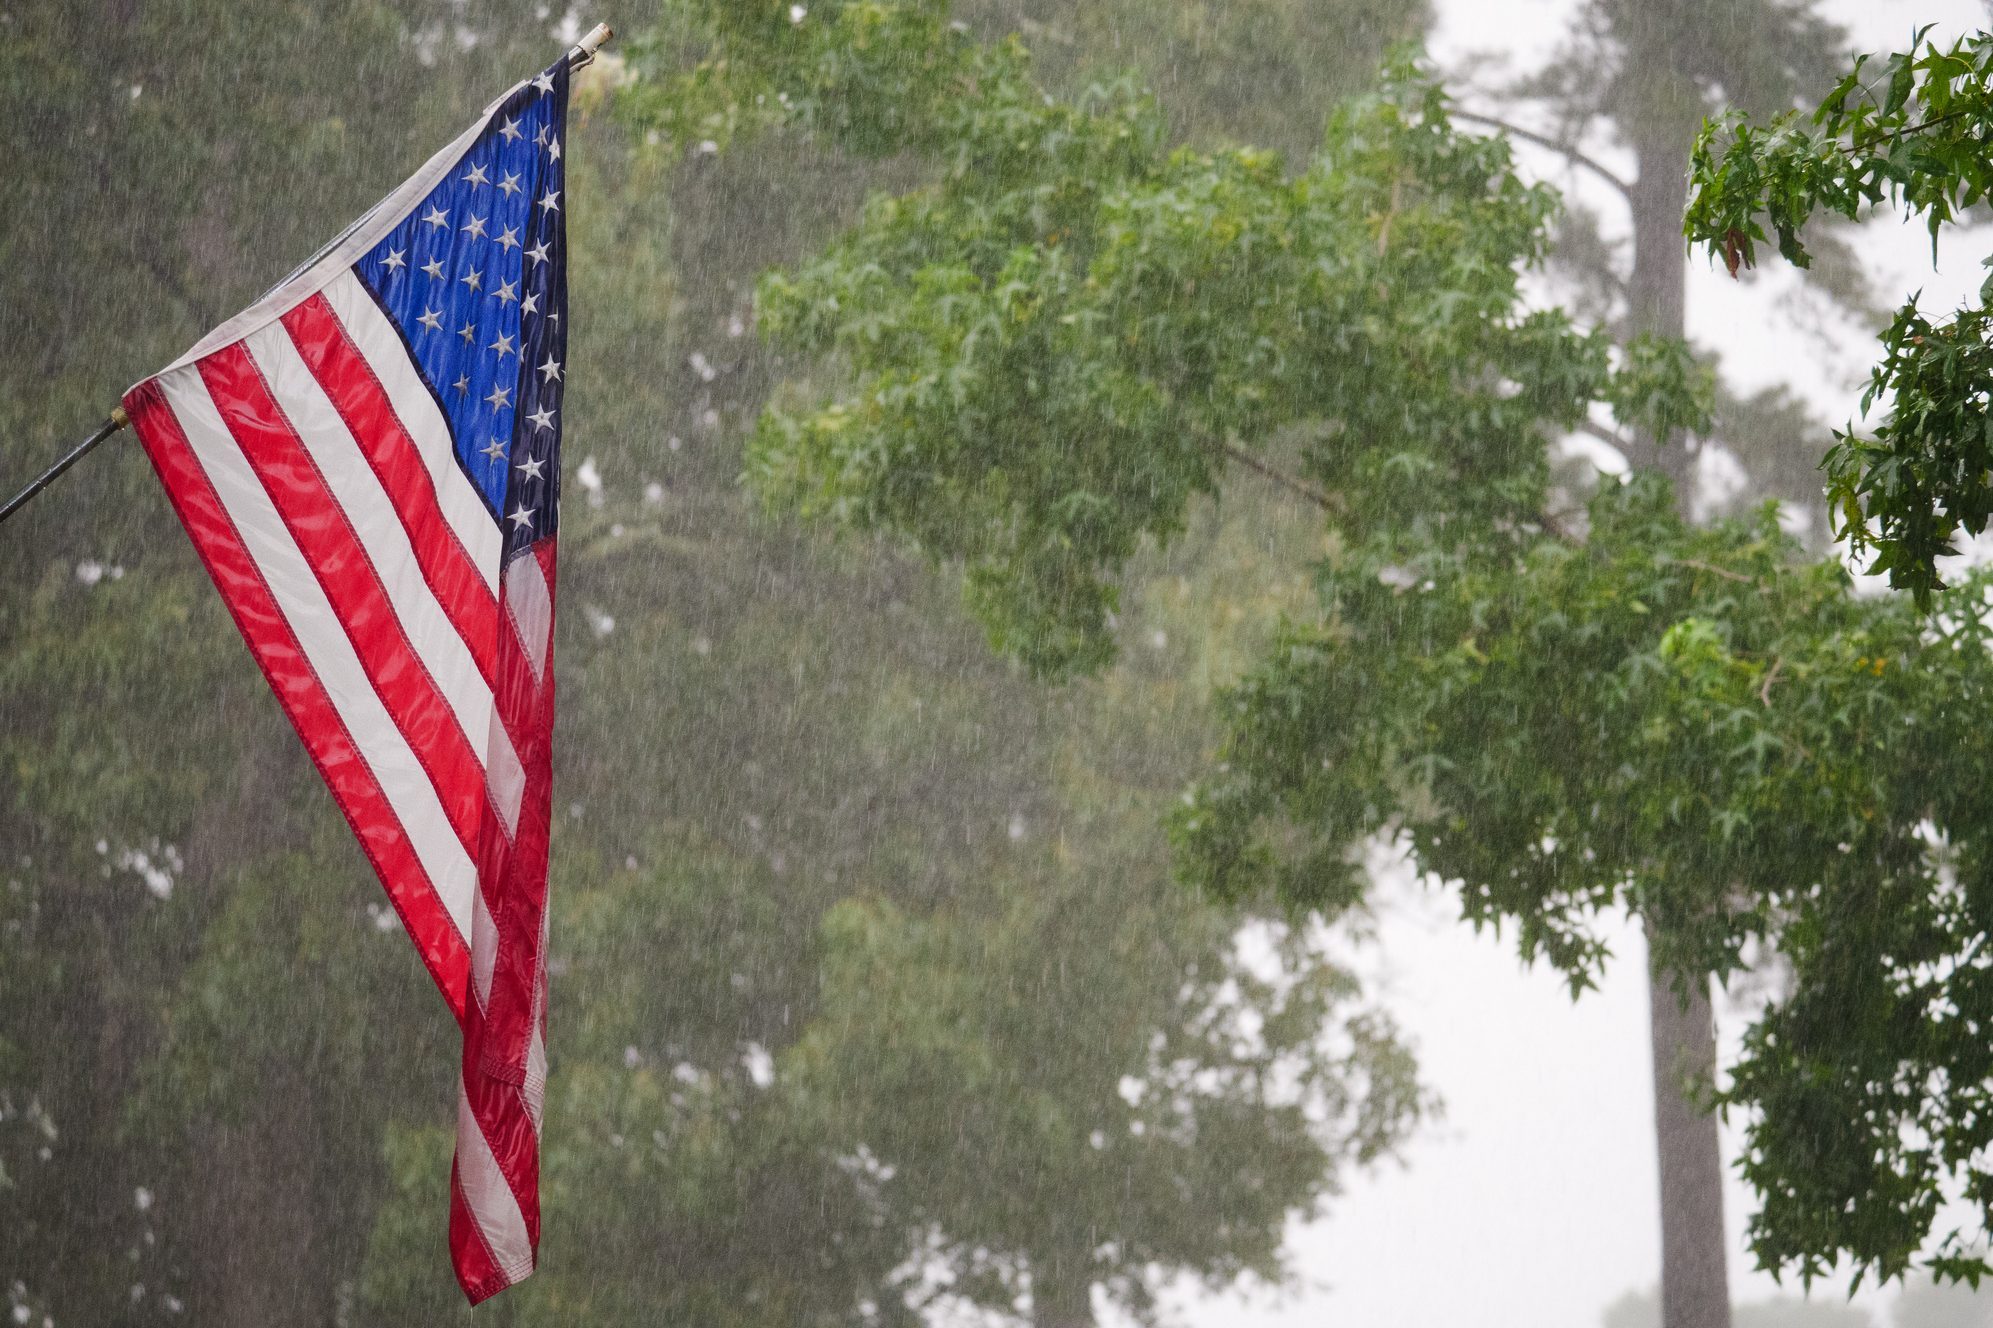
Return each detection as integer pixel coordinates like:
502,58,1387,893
0,408,128,526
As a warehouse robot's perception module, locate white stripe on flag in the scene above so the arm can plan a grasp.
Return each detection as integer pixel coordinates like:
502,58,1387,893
524,900,549,1132
156,364,480,946
486,709,526,841
471,882,500,1008
319,271,504,588
525,1029,548,1134
503,552,553,686
456,1084,535,1276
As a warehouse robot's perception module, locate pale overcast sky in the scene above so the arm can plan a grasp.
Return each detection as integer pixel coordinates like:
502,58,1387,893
1144,3,1993,1327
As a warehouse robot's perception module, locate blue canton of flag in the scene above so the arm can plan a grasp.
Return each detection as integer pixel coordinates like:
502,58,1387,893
355,60,568,558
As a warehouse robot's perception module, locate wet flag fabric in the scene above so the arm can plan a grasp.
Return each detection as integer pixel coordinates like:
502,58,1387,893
120,56,571,1303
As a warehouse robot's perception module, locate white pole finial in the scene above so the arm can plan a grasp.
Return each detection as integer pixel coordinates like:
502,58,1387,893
569,21,615,67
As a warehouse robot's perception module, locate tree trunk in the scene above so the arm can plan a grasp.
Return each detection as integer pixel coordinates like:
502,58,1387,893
1031,1257,1095,1328
1627,116,1694,495
1628,73,1734,1328
1648,965,1730,1328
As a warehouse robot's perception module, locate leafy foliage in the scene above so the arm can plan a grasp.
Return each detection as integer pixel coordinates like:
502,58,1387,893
1685,29,1993,601
747,41,1707,677
729,1,1993,1296
1177,473,1993,1285
958,0,1428,158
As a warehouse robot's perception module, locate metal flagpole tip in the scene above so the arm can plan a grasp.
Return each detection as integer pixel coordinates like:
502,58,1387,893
568,21,614,68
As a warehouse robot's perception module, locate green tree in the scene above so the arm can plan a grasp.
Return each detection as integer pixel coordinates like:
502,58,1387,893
641,12,1865,1324
1482,9,1851,1325
702,1,1993,1307
956,0,1427,158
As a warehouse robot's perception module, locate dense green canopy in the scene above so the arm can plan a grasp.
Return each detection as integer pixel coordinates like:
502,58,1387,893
672,0,1993,1295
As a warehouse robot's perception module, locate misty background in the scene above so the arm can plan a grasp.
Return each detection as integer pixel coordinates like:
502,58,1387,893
7,1,1993,1326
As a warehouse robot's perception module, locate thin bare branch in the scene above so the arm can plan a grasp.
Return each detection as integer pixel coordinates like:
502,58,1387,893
1451,108,1635,199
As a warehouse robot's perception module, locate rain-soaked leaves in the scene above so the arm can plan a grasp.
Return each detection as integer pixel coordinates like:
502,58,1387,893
1686,29,1993,603
717,0,1993,1296
746,45,1710,679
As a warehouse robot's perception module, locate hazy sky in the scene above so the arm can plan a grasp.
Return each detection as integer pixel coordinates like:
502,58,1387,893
1140,3,1993,1326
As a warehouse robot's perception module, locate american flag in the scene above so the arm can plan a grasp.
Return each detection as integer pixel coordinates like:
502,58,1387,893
121,53,574,1303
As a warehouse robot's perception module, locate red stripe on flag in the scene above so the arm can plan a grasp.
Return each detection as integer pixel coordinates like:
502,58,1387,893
195,344,492,865
451,537,560,1302
477,539,558,1086
280,293,500,688
448,1162,510,1304
123,376,471,1022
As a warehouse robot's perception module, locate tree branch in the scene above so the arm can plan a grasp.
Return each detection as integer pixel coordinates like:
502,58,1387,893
1858,106,1973,149
1759,655,1784,707
1451,109,1635,199
1215,439,1336,511
1536,506,1582,544
1213,436,1591,555
1576,419,1632,453
1673,557,1755,584
1213,438,1587,552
